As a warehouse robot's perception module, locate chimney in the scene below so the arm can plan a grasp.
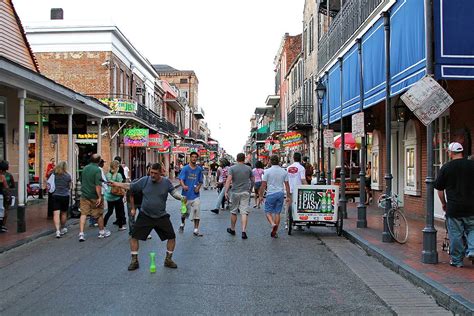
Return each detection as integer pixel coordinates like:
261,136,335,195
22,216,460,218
50,8,63,20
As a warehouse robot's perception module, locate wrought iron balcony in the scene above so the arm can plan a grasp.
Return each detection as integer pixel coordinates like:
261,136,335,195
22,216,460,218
318,0,385,70
269,120,285,134
287,105,313,130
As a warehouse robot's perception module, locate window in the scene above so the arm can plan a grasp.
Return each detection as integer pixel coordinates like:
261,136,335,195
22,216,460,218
180,78,188,84
309,17,314,53
371,130,382,190
112,65,117,95
125,75,130,98
404,120,421,195
433,112,450,177
119,70,124,97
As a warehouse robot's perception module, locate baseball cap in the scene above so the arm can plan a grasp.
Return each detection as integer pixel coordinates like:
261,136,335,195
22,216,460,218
447,142,463,153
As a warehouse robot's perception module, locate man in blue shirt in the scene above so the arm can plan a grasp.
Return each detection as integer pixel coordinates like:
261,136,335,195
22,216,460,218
178,151,204,236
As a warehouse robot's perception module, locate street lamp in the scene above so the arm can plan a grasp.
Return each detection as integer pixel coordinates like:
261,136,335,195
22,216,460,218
316,81,326,184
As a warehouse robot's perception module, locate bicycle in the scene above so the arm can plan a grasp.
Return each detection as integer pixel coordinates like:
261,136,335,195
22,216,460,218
377,193,408,244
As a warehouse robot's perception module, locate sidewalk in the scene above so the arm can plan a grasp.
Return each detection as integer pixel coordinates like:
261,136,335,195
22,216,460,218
0,199,57,253
0,178,182,253
344,202,474,314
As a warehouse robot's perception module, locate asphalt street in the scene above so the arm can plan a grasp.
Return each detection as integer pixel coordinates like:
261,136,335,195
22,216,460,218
0,189,445,315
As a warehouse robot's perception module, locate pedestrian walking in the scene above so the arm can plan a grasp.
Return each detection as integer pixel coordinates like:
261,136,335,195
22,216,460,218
0,161,14,232
178,152,204,236
78,154,111,242
434,142,474,268
224,153,254,239
252,161,265,208
259,155,291,238
46,157,56,219
302,156,314,184
50,161,72,238
110,163,185,271
0,161,11,233
365,161,372,205
104,160,127,231
210,158,230,214
286,153,307,230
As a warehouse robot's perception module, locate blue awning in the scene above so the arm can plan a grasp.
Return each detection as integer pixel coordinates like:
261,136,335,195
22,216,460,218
342,44,361,117
328,63,341,124
362,18,386,109
390,0,426,95
434,0,474,79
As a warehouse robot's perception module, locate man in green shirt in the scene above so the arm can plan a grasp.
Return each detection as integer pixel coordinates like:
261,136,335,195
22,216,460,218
78,154,110,242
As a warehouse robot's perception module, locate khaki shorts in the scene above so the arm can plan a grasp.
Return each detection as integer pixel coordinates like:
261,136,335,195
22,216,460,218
80,198,104,218
185,198,201,221
230,192,250,215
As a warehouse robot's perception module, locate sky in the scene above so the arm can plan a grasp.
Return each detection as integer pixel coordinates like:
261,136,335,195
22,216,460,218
14,0,305,157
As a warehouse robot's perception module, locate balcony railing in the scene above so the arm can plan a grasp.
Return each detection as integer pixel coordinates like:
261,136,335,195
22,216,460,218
269,120,284,134
287,105,313,130
318,0,385,70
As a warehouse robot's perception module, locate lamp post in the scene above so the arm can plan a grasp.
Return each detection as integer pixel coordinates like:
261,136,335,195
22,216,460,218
316,81,327,184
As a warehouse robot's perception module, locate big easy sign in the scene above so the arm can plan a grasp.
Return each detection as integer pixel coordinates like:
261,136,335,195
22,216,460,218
280,131,304,148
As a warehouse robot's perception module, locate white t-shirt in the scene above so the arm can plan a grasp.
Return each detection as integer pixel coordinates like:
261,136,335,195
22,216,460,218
262,165,288,195
123,166,130,180
287,162,306,193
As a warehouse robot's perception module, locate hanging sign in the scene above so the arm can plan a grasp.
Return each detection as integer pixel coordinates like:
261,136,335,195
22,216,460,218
280,132,304,148
351,112,365,138
207,143,219,152
400,76,454,126
323,129,334,148
148,134,171,153
100,98,137,114
123,128,148,147
172,146,188,154
265,139,280,152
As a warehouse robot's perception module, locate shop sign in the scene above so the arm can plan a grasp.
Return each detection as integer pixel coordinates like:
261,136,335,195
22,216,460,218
123,128,148,147
77,133,98,139
207,143,218,152
148,134,171,153
351,112,365,138
264,139,280,152
172,146,189,154
49,114,87,134
323,129,334,148
100,98,137,114
400,76,454,126
280,131,303,148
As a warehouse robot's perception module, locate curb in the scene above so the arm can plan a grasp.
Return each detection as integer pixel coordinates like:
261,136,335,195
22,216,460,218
0,218,80,254
343,229,474,315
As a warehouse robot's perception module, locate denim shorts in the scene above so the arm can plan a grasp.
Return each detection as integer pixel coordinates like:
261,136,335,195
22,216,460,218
265,192,285,214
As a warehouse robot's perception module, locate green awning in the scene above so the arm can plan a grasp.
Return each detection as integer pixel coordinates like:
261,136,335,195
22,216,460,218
257,125,269,133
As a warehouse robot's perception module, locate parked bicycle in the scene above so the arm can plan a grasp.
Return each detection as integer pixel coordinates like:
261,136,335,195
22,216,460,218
377,193,408,244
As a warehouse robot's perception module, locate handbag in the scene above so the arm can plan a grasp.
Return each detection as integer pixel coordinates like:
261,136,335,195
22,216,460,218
47,173,56,193
110,173,126,196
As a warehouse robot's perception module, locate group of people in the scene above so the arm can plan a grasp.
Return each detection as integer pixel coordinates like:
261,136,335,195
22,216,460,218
40,141,474,272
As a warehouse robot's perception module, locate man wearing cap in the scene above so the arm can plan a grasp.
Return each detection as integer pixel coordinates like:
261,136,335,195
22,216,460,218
434,142,474,268
178,151,204,236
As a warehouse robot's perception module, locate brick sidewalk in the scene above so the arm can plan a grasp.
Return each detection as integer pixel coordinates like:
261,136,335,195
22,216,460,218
344,202,474,314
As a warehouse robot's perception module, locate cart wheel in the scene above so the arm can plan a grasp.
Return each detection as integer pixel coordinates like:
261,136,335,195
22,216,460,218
336,207,343,236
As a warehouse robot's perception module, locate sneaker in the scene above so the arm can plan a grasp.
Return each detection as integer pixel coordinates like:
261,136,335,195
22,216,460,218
449,261,463,268
178,224,185,233
98,230,111,239
252,204,257,208
467,252,474,259
147,234,152,239
55,231,61,238
94,223,99,227
78,232,85,242
210,208,219,214
118,226,127,231
60,227,68,235
241,232,248,239
193,230,203,237
1,226,8,232
227,228,236,236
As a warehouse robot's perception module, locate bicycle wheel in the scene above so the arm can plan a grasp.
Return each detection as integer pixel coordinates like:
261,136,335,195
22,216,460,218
387,209,408,244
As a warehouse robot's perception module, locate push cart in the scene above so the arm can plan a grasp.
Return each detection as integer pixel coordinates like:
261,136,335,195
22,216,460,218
287,185,342,236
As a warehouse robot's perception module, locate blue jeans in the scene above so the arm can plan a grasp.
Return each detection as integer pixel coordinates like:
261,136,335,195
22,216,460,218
446,216,474,265
215,188,226,209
